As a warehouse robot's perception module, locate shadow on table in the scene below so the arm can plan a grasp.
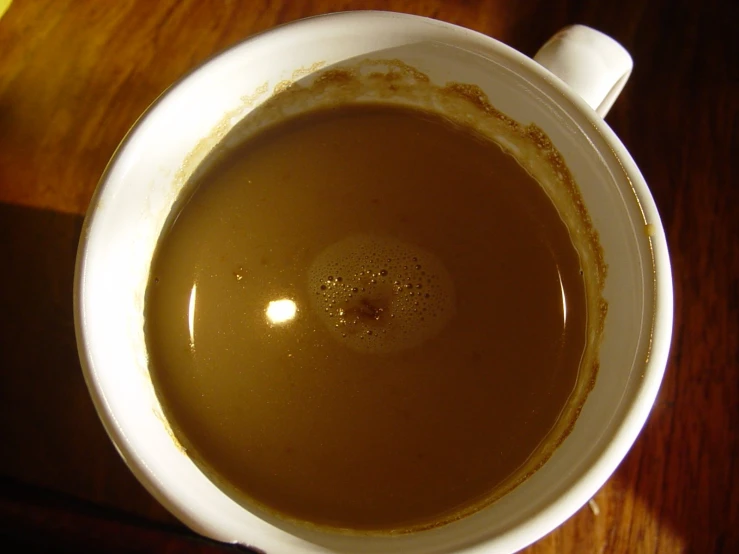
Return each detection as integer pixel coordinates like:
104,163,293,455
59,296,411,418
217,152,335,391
0,202,152,514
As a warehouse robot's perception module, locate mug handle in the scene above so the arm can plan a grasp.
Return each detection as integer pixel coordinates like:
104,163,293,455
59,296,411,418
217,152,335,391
533,25,633,117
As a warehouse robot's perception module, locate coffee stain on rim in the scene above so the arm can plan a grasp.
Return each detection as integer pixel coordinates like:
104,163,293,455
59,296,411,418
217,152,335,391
152,408,187,454
240,81,270,107
165,58,609,536
171,61,328,197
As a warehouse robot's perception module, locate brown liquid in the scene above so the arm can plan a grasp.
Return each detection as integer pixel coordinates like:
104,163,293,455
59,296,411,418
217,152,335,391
145,104,587,532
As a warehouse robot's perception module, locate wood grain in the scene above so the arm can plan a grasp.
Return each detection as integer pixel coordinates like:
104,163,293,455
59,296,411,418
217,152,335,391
0,0,736,552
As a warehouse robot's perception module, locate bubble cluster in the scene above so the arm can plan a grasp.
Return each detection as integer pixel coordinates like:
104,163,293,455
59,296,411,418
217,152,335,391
308,234,456,353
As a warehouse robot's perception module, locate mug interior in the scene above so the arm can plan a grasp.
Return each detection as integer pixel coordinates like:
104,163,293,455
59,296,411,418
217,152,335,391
75,11,671,554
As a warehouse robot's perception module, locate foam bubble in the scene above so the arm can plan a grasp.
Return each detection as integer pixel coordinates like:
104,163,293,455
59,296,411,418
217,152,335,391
307,235,456,353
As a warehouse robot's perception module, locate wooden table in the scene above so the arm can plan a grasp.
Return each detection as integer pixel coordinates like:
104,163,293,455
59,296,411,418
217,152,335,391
0,1,736,552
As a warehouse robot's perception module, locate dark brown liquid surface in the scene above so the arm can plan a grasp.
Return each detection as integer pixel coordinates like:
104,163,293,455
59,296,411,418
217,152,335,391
145,104,587,531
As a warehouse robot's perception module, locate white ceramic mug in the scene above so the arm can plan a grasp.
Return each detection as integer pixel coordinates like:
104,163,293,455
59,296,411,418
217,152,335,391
74,11,672,554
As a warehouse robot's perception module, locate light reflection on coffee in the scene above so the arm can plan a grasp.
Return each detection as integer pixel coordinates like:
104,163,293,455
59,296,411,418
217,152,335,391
266,298,298,325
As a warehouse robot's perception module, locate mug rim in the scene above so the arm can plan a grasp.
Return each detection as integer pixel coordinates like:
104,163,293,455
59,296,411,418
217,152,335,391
74,10,673,553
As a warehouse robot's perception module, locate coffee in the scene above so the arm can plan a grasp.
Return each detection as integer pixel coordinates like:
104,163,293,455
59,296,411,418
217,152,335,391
145,102,594,532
